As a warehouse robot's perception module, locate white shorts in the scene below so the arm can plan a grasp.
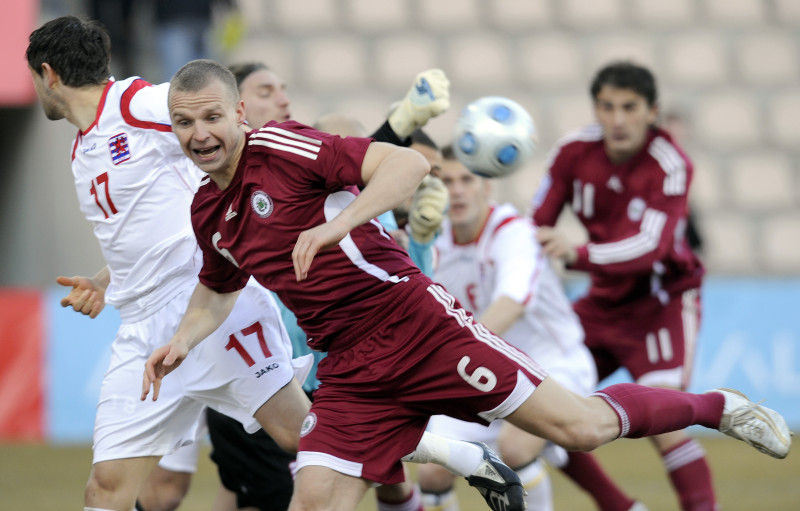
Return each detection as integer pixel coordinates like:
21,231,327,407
426,340,597,445
157,416,208,473
93,278,304,464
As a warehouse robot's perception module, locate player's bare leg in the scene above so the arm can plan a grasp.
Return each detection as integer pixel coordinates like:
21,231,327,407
252,377,311,454
504,377,791,459
417,462,459,511
136,465,192,511
85,456,160,510
289,465,371,511
504,377,620,450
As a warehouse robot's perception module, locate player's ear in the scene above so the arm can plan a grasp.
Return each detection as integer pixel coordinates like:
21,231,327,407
235,99,247,125
40,63,59,89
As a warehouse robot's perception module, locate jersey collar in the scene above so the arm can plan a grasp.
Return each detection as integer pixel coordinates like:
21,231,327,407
81,79,114,136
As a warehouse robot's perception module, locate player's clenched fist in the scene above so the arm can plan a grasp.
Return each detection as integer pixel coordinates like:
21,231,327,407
389,69,451,139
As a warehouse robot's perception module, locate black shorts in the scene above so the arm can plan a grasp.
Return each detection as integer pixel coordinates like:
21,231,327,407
207,408,296,510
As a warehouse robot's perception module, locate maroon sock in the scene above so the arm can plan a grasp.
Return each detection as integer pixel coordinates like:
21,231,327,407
663,438,718,511
593,383,725,438
560,451,635,511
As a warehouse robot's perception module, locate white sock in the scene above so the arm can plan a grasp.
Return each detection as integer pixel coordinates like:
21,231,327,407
401,432,484,477
377,484,423,511
420,486,459,511
515,458,553,511
539,442,568,468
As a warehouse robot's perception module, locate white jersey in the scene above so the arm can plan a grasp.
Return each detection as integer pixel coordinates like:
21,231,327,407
66,78,311,465
70,77,203,316
429,203,596,461
434,203,584,359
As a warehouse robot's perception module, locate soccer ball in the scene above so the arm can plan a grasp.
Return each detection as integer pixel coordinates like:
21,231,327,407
453,96,537,178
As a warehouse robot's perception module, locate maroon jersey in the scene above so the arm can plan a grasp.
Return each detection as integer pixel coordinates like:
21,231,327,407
531,124,703,311
191,120,420,350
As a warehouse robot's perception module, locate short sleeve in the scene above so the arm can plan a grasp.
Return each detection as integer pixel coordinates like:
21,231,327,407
488,219,541,305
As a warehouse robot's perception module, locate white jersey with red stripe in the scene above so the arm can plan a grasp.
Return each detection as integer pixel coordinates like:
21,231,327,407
433,203,584,359
69,77,203,316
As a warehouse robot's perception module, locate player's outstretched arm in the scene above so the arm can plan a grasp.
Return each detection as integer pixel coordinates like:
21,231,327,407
141,282,241,401
292,142,429,281
55,266,110,319
388,69,450,140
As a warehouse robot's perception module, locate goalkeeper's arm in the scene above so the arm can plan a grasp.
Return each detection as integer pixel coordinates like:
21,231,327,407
370,69,451,144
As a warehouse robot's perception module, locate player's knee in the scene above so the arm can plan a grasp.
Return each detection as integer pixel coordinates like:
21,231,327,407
558,422,606,451
416,463,455,493
85,468,129,505
85,469,118,498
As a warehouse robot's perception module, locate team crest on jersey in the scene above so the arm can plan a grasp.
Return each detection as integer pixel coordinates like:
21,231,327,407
627,197,646,221
299,412,317,437
251,190,274,218
108,132,131,165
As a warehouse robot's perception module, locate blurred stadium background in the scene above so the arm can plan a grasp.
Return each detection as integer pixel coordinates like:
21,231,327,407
1,0,798,509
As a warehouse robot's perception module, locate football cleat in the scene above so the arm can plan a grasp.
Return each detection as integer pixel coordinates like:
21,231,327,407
709,388,792,459
465,442,526,511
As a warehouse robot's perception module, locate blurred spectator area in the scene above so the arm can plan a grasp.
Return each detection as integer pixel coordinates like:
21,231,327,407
6,0,800,285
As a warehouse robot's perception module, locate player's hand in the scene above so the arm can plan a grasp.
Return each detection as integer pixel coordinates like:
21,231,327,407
292,221,349,282
388,69,451,139
56,275,106,319
536,227,577,265
141,340,189,401
409,175,449,244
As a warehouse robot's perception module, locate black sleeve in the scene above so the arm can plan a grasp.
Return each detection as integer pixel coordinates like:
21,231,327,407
370,120,411,147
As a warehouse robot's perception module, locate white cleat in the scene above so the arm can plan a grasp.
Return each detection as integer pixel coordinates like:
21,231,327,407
709,388,792,459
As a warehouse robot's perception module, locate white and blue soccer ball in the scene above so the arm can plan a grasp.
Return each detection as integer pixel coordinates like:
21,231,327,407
453,96,537,179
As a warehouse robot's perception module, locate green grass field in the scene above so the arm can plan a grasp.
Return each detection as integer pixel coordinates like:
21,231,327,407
1,436,797,510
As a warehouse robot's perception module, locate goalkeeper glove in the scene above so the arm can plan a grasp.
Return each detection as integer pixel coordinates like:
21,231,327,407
409,175,449,244
388,69,450,139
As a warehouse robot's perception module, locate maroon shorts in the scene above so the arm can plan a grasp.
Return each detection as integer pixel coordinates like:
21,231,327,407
578,288,701,389
296,277,548,485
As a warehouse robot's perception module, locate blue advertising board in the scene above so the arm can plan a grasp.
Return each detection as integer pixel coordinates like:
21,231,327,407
44,278,800,443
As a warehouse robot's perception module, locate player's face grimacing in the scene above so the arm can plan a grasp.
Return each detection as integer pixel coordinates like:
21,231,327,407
594,85,657,164
438,157,491,229
239,69,291,128
170,78,247,188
